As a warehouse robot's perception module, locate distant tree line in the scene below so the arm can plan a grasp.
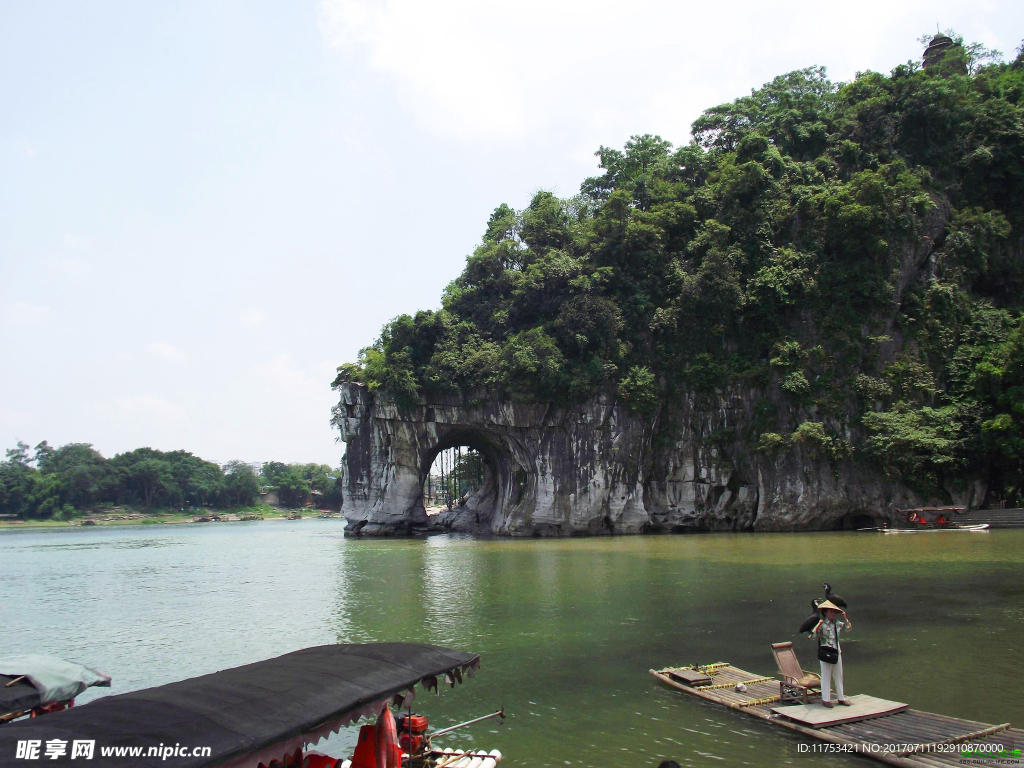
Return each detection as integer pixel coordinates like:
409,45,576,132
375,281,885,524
0,441,344,520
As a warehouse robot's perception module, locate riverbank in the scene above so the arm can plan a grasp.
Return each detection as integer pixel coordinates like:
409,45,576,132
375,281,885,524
0,504,343,530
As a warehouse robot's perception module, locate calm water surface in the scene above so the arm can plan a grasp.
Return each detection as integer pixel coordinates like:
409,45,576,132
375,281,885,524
2,522,1022,767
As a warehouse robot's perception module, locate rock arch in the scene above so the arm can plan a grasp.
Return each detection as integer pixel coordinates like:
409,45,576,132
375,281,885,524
333,383,653,536
333,381,983,535
417,427,522,533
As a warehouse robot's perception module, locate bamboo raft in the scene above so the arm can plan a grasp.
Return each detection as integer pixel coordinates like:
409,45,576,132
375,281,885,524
650,663,1022,767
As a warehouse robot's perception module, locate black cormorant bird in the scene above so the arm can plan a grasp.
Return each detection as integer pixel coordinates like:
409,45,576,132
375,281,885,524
798,597,824,633
823,582,847,609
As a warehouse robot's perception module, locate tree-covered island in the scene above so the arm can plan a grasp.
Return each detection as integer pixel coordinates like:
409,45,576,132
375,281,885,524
335,35,1024,507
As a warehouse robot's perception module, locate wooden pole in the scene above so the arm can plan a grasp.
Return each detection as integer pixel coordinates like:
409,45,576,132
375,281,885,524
444,449,451,509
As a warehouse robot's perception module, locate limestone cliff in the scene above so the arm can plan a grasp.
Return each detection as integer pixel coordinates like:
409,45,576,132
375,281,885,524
332,382,983,536
333,385,650,536
331,193,991,536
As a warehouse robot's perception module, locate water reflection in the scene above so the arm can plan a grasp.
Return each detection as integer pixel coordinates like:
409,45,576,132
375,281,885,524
331,539,428,644
422,537,481,645
2,524,1023,767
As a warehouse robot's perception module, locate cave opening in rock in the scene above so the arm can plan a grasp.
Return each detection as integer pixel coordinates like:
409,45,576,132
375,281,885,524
424,446,485,512
833,511,879,530
418,428,521,529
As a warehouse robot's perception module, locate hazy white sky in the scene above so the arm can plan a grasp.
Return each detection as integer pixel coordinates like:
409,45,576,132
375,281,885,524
1,1,1021,467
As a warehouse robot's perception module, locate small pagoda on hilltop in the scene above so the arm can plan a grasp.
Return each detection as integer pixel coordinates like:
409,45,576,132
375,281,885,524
922,32,968,73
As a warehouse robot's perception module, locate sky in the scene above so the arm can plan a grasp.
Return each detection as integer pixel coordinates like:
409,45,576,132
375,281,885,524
1,1,1021,468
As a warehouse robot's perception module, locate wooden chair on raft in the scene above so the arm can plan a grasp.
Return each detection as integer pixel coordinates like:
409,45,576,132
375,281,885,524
771,642,821,704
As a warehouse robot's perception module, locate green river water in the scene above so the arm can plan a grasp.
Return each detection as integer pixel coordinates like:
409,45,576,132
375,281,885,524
2,522,1022,767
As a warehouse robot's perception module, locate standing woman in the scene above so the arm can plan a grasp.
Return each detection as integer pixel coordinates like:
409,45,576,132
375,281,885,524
812,599,852,708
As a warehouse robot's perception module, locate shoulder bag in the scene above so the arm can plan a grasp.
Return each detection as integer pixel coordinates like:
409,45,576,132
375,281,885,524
817,622,839,664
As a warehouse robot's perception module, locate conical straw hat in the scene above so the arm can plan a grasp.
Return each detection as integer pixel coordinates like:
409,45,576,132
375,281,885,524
818,599,844,612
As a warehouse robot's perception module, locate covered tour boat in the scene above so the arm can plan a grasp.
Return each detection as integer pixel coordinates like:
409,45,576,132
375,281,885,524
858,506,990,532
0,655,111,723
0,643,502,768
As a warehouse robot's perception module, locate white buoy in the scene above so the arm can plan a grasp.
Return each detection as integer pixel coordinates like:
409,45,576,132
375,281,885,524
438,750,465,768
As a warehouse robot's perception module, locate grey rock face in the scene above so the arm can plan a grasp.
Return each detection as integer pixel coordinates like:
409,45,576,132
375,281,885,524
333,385,651,536
332,383,979,536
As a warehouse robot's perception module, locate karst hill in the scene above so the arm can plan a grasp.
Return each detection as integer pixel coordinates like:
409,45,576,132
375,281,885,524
332,35,1024,535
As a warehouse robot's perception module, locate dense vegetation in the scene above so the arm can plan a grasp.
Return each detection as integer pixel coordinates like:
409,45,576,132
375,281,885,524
336,35,1024,504
0,440,343,520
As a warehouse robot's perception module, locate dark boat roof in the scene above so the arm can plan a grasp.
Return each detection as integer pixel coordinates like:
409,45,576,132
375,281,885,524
0,643,480,768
